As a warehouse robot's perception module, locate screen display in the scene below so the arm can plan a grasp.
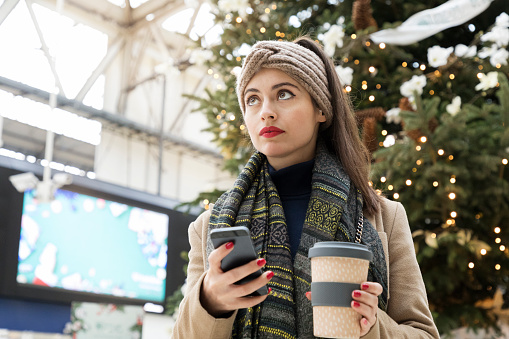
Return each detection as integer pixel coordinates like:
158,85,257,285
16,189,169,303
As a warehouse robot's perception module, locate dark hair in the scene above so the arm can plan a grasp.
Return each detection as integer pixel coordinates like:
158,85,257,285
294,36,381,215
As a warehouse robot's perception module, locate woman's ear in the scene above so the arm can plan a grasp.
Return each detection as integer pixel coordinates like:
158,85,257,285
317,109,327,123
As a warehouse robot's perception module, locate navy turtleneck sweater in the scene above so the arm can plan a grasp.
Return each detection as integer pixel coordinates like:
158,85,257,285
268,159,314,259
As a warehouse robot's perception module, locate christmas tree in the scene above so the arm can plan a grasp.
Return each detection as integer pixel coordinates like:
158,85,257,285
176,0,509,334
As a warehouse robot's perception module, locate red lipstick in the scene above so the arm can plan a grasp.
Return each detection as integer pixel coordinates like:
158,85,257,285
259,126,285,138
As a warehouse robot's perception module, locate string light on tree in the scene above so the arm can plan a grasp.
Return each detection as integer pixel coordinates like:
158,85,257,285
495,238,501,244
388,185,394,190
203,199,210,210
379,43,386,49
494,227,501,234
433,181,439,187
502,158,508,165
448,192,456,200
500,245,506,251
480,248,487,255
393,193,399,199
468,262,474,269
450,176,456,184
420,136,427,143
450,211,457,218
416,146,422,151
406,179,412,186
380,176,387,183
495,264,501,270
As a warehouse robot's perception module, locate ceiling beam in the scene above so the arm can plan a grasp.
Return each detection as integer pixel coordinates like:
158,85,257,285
130,0,182,26
75,34,126,102
0,0,20,26
26,0,66,96
0,76,222,160
34,0,124,33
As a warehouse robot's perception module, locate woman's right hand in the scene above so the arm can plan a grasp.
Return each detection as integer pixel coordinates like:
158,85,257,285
200,241,273,317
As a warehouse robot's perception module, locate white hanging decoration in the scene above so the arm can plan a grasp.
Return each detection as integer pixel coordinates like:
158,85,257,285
370,0,494,45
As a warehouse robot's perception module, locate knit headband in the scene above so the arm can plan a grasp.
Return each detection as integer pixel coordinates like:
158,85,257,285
236,40,333,128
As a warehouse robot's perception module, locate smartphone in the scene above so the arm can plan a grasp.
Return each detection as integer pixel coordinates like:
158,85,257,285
210,226,269,296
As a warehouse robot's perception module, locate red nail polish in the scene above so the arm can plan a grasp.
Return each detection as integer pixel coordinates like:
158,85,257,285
305,291,311,298
257,258,266,266
268,287,272,294
353,301,360,308
353,291,361,298
361,283,369,290
266,271,274,279
225,242,234,250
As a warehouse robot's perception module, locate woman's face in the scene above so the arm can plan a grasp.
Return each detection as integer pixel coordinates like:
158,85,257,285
243,68,326,170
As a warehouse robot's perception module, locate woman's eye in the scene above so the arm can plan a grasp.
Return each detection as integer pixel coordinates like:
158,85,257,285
246,96,259,106
278,90,294,100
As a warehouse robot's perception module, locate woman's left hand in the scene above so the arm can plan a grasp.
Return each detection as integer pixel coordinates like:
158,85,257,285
305,281,382,336
351,282,382,336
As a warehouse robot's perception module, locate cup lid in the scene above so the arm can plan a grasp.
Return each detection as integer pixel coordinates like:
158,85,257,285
308,241,373,261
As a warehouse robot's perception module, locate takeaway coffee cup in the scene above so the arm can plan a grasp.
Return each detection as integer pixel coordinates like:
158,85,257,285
308,241,373,339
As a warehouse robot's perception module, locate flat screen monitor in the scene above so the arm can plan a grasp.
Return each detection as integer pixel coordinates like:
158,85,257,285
16,188,169,304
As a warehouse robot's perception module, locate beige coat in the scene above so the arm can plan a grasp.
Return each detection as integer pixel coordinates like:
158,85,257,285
172,198,440,339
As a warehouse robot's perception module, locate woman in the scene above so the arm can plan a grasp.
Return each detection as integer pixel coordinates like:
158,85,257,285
172,37,440,339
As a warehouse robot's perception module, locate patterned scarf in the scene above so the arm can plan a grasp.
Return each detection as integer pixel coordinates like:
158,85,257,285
206,143,388,338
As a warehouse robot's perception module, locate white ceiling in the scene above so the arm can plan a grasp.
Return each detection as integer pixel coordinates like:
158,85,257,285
0,0,223,172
